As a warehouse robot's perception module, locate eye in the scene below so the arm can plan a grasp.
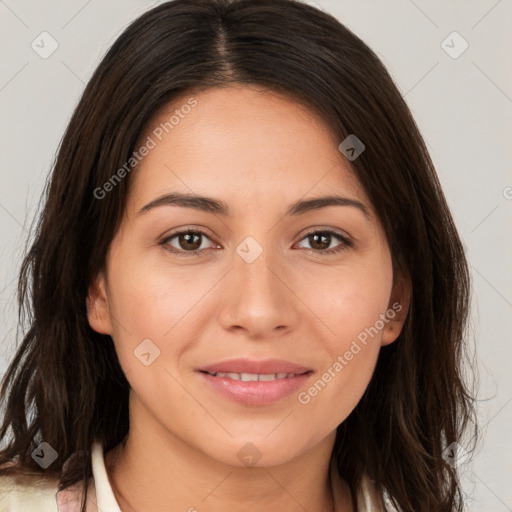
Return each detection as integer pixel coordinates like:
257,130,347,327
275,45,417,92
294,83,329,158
160,229,218,256
159,228,353,257
295,229,353,255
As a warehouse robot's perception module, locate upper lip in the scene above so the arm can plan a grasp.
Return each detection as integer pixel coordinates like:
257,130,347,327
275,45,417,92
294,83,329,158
198,358,312,375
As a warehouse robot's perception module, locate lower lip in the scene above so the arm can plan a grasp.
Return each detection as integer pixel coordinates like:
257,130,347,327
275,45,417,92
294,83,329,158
198,371,312,406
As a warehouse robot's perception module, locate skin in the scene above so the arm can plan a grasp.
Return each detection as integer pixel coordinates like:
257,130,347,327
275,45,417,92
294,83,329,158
87,84,410,512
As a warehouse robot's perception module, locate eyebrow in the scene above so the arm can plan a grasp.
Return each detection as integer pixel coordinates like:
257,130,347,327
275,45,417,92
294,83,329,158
136,192,370,219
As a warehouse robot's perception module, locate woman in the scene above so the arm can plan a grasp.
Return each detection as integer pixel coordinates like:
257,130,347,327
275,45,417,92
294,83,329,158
0,0,476,510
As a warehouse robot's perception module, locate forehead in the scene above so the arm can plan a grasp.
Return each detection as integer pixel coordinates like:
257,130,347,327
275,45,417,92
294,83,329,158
128,85,370,214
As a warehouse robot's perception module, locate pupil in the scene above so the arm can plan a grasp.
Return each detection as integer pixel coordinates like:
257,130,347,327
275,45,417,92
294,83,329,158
311,233,330,250
180,232,201,250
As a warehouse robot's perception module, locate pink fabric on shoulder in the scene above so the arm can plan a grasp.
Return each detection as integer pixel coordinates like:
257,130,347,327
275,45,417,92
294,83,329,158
56,478,98,512
55,448,99,512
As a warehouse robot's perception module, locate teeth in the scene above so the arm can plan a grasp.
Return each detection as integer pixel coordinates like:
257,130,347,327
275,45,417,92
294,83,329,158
240,372,259,381
209,372,299,381
258,373,277,381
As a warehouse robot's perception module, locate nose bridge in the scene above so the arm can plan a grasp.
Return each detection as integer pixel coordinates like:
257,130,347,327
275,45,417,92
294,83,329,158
234,238,282,308
219,234,297,336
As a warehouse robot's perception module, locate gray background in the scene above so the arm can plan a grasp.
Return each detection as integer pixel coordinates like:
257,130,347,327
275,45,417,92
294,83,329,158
1,0,511,510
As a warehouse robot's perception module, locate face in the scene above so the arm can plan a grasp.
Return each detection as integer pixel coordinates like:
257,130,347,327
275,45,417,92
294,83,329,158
87,84,409,468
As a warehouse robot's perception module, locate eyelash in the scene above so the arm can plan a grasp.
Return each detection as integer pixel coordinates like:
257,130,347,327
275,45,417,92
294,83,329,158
159,228,354,257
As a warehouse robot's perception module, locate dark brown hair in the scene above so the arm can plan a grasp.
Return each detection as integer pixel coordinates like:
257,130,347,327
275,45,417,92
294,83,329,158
0,0,476,510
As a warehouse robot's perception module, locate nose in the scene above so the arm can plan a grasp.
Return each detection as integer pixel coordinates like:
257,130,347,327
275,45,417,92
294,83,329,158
217,244,299,340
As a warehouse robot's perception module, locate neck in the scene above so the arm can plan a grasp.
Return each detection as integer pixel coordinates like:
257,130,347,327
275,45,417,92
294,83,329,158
104,398,352,511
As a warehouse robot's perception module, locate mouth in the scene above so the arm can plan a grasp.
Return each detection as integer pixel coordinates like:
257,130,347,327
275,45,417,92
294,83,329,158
196,358,313,406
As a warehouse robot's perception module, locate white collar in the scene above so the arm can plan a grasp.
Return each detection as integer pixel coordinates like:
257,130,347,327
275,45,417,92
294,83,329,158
56,441,120,512
90,441,121,511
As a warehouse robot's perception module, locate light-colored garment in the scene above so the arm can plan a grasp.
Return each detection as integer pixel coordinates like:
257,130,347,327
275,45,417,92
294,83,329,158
0,442,387,511
0,443,119,512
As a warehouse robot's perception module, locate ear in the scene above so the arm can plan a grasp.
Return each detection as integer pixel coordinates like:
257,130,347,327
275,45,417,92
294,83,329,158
381,272,411,346
86,271,113,335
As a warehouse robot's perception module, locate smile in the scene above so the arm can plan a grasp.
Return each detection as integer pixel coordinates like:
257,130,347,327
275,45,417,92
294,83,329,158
198,369,312,406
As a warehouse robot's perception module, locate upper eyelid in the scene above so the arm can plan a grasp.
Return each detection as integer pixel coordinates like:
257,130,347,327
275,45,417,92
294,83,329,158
161,227,217,244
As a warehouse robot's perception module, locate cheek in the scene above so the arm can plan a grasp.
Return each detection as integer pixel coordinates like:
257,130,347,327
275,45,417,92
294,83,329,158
297,349,379,432
107,250,204,330
293,259,392,423
296,289,385,430
302,258,393,350
103,258,198,415
104,252,225,374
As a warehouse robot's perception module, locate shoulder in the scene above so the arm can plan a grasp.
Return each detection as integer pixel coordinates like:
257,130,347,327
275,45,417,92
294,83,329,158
0,441,107,512
358,475,400,512
331,465,398,512
0,470,60,511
